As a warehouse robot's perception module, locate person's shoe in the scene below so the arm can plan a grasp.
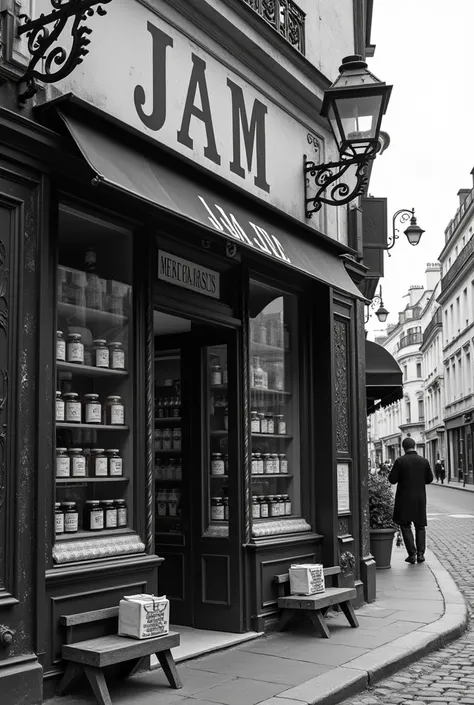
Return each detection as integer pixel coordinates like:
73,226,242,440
405,555,416,564
417,554,425,563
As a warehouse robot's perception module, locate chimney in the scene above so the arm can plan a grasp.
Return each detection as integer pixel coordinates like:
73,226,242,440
458,189,470,206
425,262,441,291
408,284,424,307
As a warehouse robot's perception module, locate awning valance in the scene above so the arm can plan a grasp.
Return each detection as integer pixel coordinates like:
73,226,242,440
366,340,403,415
57,111,365,300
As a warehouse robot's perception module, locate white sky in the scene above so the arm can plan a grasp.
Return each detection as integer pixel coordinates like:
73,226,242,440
365,0,474,340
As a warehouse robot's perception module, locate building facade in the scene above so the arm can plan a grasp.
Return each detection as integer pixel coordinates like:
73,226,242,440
0,1,386,702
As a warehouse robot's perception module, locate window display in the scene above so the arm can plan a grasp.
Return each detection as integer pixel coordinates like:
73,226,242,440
206,344,229,535
249,281,301,537
54,205,133,557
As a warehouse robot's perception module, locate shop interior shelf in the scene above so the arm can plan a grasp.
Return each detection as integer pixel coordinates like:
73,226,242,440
253,514,299,522
56,422,129,431
57,361,128,378
251,474,293,479
56,477,129,484
58,301,128,325
55,527,132,542
210,384,228,391
251,433,292,439
155,449,182,455
155,417,181,424
250,387,292,396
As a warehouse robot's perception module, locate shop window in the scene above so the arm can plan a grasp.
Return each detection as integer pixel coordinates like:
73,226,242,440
248,280,303,536
416,362,422,378
54,204,135,563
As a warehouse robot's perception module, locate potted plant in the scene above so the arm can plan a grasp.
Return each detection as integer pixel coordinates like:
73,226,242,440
368,473,397,569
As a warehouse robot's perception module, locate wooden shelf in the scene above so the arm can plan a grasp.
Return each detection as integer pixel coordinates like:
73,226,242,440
57,361,128,378
210,430,228,437
253,515,298,522
155,417,181,424
155,449,182,455
252,433,292,439
251,387,292,396
251,474,293,479
55,527,132,542
58,301,128,325
56,423,129,431
56,477,129,484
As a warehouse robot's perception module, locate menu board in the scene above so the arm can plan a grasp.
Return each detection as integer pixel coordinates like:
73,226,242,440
337,463,350,514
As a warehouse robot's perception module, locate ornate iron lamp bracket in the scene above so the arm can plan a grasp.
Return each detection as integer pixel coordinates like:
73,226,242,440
304,154,374,218
17,0,112,104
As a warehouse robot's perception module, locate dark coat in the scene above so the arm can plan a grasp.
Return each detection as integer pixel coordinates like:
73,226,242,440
388,450,433,526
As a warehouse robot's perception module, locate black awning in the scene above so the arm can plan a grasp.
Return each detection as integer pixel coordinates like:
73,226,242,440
57,111,365,300
366,340,403,415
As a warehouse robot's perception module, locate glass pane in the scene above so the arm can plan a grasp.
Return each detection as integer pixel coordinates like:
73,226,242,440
55,205,133,549
249,281,300,534
206,344,229,535
334,94,383,155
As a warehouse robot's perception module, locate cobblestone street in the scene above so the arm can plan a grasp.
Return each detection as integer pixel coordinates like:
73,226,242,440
339,484,474,705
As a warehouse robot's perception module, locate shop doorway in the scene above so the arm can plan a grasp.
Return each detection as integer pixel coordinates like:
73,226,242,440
153,309,243,632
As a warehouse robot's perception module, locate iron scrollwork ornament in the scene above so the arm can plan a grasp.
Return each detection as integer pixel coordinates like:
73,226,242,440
340,551,356,573
17,0,113,104
304,155,372,217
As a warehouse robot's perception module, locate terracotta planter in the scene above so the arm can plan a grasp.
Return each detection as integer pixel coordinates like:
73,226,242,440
369,528,396,569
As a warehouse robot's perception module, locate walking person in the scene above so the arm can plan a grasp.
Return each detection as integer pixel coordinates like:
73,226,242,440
434,458,443,483
388,437,434,564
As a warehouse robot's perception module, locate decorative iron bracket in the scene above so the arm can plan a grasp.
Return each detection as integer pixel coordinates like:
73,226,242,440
17,0,112,104
304,154,375,217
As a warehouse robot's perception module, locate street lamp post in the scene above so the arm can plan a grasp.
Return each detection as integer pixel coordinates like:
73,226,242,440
387,208,426,255
365,286,389,324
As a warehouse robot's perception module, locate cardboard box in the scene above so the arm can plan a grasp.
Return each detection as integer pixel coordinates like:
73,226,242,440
118,594,169,640
289,564,325,595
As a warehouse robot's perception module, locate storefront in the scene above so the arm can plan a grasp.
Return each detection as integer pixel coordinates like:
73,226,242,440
446,414,474,484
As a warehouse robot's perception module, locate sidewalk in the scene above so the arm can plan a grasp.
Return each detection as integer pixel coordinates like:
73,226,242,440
46,543,468,705
435,479,474,493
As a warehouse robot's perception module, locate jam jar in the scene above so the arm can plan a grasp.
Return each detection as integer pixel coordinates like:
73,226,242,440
115,499,128,528
263,453,272,474
210,364,222,386
56,448,70,478
84,394,102,424
56,330,66,361
172,428,181,450
55,503,65,534
69,448,86,477
106,449,123,477
251,453,258,475
259,496,269,518
256,453,264,475
258,413,267,433
84,500,104,531
252,496,261,519
66,333,84,364
63,502,79,533
90,449,107,477
162,428,172,451
265,413,274,434
109,342,125,370
283,494,292,516
275,415,287,435
102,500,118,529
211,453,225,475
271,453,279,473
250,410,260,433
64,392,81,423
211,496,224,521
92,339,109,368
106,396,125,425
168,489,180,517
279,454,288,473
56,391,65,422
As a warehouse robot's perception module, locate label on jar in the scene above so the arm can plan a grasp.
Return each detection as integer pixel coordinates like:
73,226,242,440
95,348,109,368
267,419,274,434
280,458,288,473
172,430,181,450
105,509,118,528
57,339,66,361
260,419,268,434
55,512,64,533
93,457,108,476
111,349,125,369
211,505,225,521
251,419,260,433
64,512,78,532
71,457,86,477
110,404,124,425
65,401,81,423
67,341,84,363
285,501,292,516
252,502,261,519
278,421,287,435
56,400,65,422
211,370,222,386
211,459,225,475
90,509,104,530
260,502,269,518
109,457,123,476
86,403,101,423
117,508,127,527
56,456,70,477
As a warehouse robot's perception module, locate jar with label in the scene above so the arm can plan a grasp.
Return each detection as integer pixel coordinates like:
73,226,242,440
56,331,66,361
267,495,276,517
252,495,261,519
64,392,81,423
63,502,79,533
92,339,109,368
162,428,172,451
251,453,258,475
223,497,229,522
66,333,84,364
210,364,222,386
109,342,125,370
154,429,163,451
258,413,267,434
56,391,65,422
256,453,264,475
167,459,176,480
275,415,287,435
106,449,123,477
102,500,118,529
55,503,65,534
168,489,180,517
271,453,280,473
89,449,108,477
56,448,70,478
69,448,86,477
156,490,168,516
84,394,102,424
172,428,181,450
175,458,182,481
265,413,274,434
283,494,292,516
259,496,269,518
275,495,284,516
84,501,104,531
252,357,265,389
224,407,228,431
250,410,260,433
211,453,225,475
106,396,125,425
279,454,288,473
211,496,224,521
116,499,128,527
263,454,273,474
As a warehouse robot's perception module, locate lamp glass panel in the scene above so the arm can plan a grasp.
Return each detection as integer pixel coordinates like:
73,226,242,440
327,103,343,151
334,94,383,146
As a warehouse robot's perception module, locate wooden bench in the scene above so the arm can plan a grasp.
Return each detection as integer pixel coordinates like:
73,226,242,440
59,606,182,705
273,565,359,638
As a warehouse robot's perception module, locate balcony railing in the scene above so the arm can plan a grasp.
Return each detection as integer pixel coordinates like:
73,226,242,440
422,308,442,346
242,0,305,54
398,332,423,350
441,236,474,292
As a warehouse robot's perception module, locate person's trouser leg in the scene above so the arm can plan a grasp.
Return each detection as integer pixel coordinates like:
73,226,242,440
400,522,416,561
415,523,426,561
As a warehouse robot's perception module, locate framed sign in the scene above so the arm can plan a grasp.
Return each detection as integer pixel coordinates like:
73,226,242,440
337,462,350,514
158,250,220,299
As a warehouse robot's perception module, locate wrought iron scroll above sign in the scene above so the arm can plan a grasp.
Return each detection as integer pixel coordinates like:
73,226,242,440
17,0,112,104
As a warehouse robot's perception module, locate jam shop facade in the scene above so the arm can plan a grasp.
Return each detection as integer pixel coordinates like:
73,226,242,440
0,1,374,702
